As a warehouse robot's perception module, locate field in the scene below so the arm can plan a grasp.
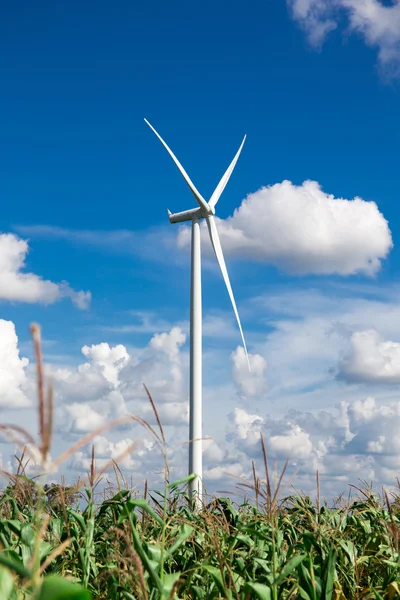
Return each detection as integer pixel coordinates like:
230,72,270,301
1,328,400,600
1,466,400,599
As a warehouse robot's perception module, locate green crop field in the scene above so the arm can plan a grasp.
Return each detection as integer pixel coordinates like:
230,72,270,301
1,465,400,599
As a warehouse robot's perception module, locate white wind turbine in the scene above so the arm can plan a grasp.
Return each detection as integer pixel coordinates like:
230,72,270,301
145,119,250,508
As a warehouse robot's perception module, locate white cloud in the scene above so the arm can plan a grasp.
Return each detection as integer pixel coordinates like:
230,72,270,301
0,233,91,308
287,0,400,74
0,320,30,408
55,286,400,495
203,462,245,481
346,397,400,462
225,397,400,492
64,403,107,433
70,438,138,471
178,181,392,276
17,182,392,278
53,345,132,434
67,434,159,482
339,329,400,383
53,342,131,411
66,289,91,310
51,328,188,436
231,346,267,397
287,0,338,47
92,436,141,469
143,327,187,399
270,424,313,460
202,284,400,493
53,363,113,403
81,343,129,388
8,282,400,498
227,407,264,455
203,438,226,463
142,401,189,426
250,285,400,411
150,327,186,362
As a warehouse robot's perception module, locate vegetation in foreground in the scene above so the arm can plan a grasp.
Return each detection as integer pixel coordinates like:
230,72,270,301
2,467,400,599
1,326,400,599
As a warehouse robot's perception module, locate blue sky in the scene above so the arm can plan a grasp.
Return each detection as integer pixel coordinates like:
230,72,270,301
1,0,400,499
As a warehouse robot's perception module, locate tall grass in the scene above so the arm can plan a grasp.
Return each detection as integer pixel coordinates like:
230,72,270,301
1,326,400,599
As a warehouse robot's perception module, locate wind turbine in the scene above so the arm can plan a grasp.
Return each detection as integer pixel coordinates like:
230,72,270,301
145,119,250,508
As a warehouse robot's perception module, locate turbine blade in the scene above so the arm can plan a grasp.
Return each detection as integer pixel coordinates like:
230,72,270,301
205,214,251,371
208,135,246,210
144,119,210,213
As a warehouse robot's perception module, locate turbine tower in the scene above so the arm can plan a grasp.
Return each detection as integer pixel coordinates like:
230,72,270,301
145,119,250,508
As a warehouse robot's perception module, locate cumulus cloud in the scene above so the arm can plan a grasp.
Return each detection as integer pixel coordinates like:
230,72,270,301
0,320,30,408
81,343,129,388
53,342,131,413
150,327,186,382
345,397,400,470
287,0,400,74
228,407,317,462
270,425,313,460
203,439,226,463
66,434,160,485
0,233,91,308
137,327,187,403
64,403,107,433
339,329,400,383
287,0,338,47
203,462,245,481
53,363,115,405
221,403,350,488
231,346,267,397
45,329,189,486
17,183,393,278
177,181,392,276
223,391,400,496
52,328,188,435
142,402,188,426
70,436,140,471
8,281,400,497
227,407,264,456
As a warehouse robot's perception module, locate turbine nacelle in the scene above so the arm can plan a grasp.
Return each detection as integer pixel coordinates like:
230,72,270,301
167,205,214,223
167,207,201,223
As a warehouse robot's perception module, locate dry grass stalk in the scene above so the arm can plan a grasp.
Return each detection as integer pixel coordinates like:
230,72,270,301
31,323,53,465
143,383,165,446
260,433,271,504
0,424,36,449
234,434,292,519
252,460,260,508
112,461,125,491
89,444,96,492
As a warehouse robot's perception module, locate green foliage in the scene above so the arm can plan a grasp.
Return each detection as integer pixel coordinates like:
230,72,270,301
2,475,400,598
36,576,91,600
